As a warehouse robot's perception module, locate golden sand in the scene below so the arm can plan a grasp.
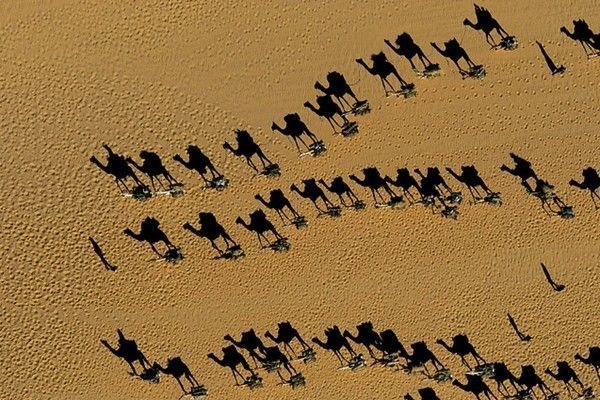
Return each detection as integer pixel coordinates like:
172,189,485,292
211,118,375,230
1,1,599,399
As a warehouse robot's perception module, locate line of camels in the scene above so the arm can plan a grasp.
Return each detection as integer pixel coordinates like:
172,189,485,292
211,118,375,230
95,4,600,399
101,320,599,399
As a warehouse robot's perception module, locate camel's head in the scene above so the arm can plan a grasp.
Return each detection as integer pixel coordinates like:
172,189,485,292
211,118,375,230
222,345,237,355
462,18,470,26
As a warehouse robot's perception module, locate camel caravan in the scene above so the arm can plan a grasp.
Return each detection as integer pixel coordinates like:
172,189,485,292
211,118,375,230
102,320,598,399
92,3,600,399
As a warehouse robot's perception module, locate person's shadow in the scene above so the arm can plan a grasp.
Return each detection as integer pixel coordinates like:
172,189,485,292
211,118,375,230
507,313,532,342
540,263,565,292
89,237,116,271
536,41,566,75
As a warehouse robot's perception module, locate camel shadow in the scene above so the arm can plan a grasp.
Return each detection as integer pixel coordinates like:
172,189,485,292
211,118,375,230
319,176,366,210
124,216,182,261
570,167,600,209
356,52,416,97
208,345,261,388
100,329,155,380
315,71,370,115
464,4,517,50
272,113,326,157
255,189,307,228
312,326,364,369
290,178,341,217
304,94,358,137
560,19,600,58
431,39,485,79
236,210,289,251
153,356,206,395
350,167,403,207
546,360,586,397
265,321,315,363
183,212,243,260
575,347,600,382
384,32,440,77
126,150,181,194
90,144,149,198
174,145,227,190
343,321,383,360
436,334,487,370
223,129,280,177
446,165,501,205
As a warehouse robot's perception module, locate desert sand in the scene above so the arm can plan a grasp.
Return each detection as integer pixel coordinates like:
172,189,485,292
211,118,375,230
1,1,599,399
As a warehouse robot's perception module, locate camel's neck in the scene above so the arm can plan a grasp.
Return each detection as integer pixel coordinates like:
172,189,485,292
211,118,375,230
208,355,227,366
126,230,144,241
438,340,453,352
91,159,110,173
453,380,470,391
464,19,478,29
313,338,330,350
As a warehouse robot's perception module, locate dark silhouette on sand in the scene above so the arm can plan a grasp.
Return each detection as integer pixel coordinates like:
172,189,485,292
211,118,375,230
183,212,238,257
89,236,116,271
431,39,479,76
153,356,202,393
126,151,179,191
314,71,367,113
265,321,313,359
255,190,302,224
101,329,152,376
290,179,337,213
223,129,275,173
271,113,320,153
224,329,267,367
507,313,532,342
90,144,147,193
384,33,437,71
536,41,566,75
235,210,284,248
463,4,511,48
319,177,363,207
173,145,223,183
207,345,257,386
540,262,565,292
436,334,486,370
545,360,585,396
575,347,600,381
453,373,497,399
312,326,358,366
500,153,538,193
123,217,177,257
517,365,554,398
356,52,413,96
570,167,600,209
560,19,600,57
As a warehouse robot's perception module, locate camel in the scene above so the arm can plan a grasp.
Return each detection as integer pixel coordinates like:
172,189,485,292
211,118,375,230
265,321,313,359
355,52,412,96
343,322,383,358
223,129,274,173
183,212,237,256
304,95,352,133
153,357,201,393
531,179,570,216
100,329,152,376
490,362,521,396
500,153,538,193
560,19,600,57
290,179,337,213
384,33,436,71
436,334,486,370
374,329,410,361
431,39,478,75
90,144,147,193
314,71,367,112
414,170,450,209
517,365,554,398
207,345,256,386
123,216,176,257
271,113,320,153
405,341,446,374
414,168,457,201
575,347,600,381
255,190,301,224
385,168,421,203
569,167,600,208
173,145,222,183
224,330,267,369
312,326,358,366
545,361,585,396
416,387,442,400
254,346,298,381
463,4,511,48
446,166,494,201
235,210,284,248
453,374,497,400
319,177,362,207
350,167,400,204
126,151,179,191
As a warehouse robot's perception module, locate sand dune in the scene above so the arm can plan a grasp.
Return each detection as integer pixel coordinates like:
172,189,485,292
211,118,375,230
1,1,599,399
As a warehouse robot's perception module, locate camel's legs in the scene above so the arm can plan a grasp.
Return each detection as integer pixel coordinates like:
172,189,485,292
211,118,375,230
198,172,210,183
453,60,467,74
209,239,223,255
295,135,311,150
590,190,600,209
390,68,409,86
221,232,237,248
127,361,139,376
116,178,130,193
485,32,497,48
245,157,259,172
311,199,325,213
275,209,289,223
460,355,472,370
417,49,433,67
285,203,301,218
463,54,477,68
294,334,311,350
333,350,347,366
283,342,297,359
270,227,283,241
325,117,338,133
337,194,349,207
175,377,187,393
379,78,392,96
407,56,418,70
149,243,162,257
256,150,273,168
230,368,242,385
186,371,201,387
